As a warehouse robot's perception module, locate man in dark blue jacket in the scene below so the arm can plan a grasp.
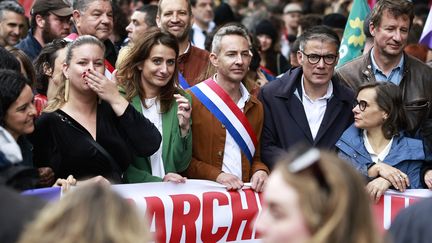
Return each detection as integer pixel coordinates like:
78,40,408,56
259,26,354,169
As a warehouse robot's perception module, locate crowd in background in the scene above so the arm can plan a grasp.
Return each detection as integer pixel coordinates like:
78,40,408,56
0,0,432,243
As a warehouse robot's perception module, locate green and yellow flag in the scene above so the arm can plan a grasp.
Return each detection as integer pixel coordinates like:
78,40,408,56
337,0,370,67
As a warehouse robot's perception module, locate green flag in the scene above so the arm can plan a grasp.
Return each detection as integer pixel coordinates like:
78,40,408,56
337,0,370,67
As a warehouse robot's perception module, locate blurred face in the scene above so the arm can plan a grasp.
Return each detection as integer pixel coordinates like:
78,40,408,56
192,0,214,26
63,44,105,93
0,11,26,46
210,34,252,84
283,12,301,30
139,44,176,96
353,88,387,131
41,13,72,43
47,47,67,100
126,11,148,42
370,10,410,58
257,34,272,52
74,0,113,41
256,170,311,243
157,0,192,42
5,85,36,140
297,39,338,90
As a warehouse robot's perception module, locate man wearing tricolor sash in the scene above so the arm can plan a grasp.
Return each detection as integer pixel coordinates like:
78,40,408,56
185,25,269,192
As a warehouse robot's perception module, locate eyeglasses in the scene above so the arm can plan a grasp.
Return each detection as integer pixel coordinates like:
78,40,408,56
300,51,338,65
353,100,368,111
287,148,329,191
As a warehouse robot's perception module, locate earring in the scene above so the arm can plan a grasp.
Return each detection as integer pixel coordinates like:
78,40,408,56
64,78,70,102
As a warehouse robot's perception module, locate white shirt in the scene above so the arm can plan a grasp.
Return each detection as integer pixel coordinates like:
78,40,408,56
363,130,393,163
141,97,165,178
221,82,250,179
301,77,333,140
191,22,215,50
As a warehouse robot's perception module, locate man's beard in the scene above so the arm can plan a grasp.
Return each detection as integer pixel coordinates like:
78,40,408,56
41,21,57,44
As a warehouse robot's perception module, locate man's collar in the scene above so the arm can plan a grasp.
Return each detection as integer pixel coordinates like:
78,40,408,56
300,75,333,101
370,47,405,74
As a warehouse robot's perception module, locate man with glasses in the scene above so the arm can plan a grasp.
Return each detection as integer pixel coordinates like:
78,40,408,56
259,25,354,170
16,0,72,61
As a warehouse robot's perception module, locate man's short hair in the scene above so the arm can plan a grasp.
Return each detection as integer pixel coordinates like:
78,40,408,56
157,0,192,17
370,0,414,29
298,25,340,52
136,4,157,28
0,1,24,20
73,0,112,12
211,23,251,54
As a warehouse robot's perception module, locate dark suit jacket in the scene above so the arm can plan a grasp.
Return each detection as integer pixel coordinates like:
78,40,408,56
259,67,354,169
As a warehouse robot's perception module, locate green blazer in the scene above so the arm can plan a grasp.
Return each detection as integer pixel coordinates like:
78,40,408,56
124,92,192,182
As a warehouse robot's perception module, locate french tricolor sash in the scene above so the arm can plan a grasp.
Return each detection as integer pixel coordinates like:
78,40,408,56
64,33,114,79
178,72,190,89
189,78,258,163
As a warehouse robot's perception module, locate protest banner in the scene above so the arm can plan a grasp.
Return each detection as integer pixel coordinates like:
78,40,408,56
23,181,432,242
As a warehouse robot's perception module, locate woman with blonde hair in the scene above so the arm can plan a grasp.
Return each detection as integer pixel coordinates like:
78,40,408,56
18,184,150,243
31,35,161,183
256,146,383,243
117,28,192,183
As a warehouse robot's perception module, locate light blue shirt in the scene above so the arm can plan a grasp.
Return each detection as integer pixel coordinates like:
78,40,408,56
370,48,404,85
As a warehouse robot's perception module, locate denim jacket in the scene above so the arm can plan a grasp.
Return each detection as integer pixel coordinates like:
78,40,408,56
336,124,426,188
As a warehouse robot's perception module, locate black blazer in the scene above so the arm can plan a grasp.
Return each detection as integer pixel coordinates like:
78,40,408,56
259,67,354,169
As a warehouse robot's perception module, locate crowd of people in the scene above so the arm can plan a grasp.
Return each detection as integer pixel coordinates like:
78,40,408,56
0,0,431,242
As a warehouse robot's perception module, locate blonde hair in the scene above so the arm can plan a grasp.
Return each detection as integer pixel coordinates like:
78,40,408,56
18,184,150,243
274,148,383,243
44,35,105,112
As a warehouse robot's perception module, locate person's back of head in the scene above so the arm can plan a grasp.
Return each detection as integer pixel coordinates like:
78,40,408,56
18,183,150,243
256,145,383,243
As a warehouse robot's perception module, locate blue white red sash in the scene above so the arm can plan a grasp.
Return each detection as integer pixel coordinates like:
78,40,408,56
178,72,190,89
189,78,258,163
64,33,114,79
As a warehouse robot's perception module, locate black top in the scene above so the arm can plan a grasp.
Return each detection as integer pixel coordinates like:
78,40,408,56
31,102,161,181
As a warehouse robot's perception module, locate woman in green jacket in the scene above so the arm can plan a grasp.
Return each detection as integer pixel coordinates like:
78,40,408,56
117,28,192,183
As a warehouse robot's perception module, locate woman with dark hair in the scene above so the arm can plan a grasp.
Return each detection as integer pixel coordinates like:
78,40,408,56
116,28,192,183
5,47,36,85
336,82,427,202
33,39,68,117
0,69,55,186
31,35,161,183
254,19,289,78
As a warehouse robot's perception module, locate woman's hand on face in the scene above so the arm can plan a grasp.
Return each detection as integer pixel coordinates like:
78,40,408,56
375,163,409,191
84,69,129,116
84,69,120,102
424,170,432,189
366,177,391,203
174,93,191,137
163,173,186,183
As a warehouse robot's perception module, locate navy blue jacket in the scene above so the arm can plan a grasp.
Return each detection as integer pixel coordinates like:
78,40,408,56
259,67,354,169
15,31,42,61
336,124,425,188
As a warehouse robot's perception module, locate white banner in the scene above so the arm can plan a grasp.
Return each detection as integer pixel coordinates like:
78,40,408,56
112,180,263,243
